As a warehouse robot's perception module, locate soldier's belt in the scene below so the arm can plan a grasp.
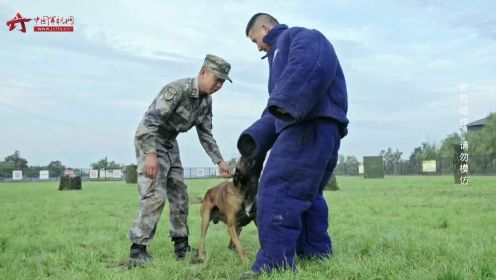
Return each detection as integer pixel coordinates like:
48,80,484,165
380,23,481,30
158,128,179,140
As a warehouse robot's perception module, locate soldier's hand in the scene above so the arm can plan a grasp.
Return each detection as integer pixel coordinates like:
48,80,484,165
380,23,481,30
218,161,232,178
144,153,159,179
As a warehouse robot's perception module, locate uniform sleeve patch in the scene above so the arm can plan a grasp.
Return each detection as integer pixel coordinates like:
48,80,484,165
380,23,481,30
164,88,178,101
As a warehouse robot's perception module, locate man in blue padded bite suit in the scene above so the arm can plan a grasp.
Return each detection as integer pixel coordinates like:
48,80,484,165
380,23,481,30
238,13,349,279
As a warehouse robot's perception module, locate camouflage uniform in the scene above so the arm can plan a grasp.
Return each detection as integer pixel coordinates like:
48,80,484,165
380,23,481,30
130,54,231,245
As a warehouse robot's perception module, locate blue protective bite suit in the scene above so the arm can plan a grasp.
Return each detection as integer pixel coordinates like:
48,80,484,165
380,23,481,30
238,24,349,273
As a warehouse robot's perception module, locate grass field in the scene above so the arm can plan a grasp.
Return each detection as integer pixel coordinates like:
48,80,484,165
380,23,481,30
0,176,495,280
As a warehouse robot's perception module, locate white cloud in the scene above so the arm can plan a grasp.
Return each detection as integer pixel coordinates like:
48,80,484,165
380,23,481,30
400,0,496,39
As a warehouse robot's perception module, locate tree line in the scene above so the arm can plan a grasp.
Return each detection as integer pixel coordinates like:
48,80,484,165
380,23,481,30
336,113,496,175
0,152,126,178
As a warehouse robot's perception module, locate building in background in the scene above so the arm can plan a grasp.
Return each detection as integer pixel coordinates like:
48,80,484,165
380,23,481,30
467,117,487,134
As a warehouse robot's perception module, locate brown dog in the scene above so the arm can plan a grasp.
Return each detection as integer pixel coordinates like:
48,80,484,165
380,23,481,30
198,156,262,261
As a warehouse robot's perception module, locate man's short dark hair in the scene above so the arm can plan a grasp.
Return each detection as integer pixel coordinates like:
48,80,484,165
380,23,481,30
245,13,279,36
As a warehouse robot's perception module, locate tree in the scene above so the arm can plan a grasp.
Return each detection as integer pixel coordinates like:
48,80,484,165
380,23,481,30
439,133,462,158
0,161,15,178
107,160,123,170
0,151,28,178
334,155,359,175
344,156,359,175
380,147,403,175
334,155,346,175
466,113,496,173
26,166,43,178
409,142,439,163
91,157,123,170
4,150,28,170
47,160,65,177
474,113,496,157
466,130,481,156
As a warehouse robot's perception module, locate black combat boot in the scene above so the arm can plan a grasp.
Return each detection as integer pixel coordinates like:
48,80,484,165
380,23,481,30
172,236,200,261
126,243,153,268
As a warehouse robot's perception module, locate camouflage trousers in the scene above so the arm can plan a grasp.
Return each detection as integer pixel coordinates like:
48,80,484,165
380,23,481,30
129,138,189,245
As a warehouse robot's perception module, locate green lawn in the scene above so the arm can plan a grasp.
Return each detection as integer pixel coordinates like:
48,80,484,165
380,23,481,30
0,176,495,279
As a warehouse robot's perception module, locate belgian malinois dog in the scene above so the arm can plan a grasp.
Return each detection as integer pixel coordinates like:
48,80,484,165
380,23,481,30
198,156,262,261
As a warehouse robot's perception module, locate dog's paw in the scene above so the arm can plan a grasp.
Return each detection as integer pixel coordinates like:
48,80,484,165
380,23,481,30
198,249,205,256
240,250,249,262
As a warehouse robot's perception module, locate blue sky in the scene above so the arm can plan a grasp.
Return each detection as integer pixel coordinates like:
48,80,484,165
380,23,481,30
0,0,495,168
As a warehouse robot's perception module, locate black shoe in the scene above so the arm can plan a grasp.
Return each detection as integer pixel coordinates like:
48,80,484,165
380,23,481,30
126,243,153,268
172,237,200,262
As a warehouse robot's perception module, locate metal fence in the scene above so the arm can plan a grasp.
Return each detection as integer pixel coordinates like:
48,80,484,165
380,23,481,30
333,155,496,176
0,166,221,183
3,155,495,182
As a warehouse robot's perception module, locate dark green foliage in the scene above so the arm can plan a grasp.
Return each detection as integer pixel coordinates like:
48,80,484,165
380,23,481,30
409,142,439,163
0,151,28,178
91,157,123,170
47,161,65,177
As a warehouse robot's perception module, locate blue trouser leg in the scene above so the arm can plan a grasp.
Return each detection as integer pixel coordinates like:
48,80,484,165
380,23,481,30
296,147,340,259
296,195,331,259
252,120,341,273
253,192,311,272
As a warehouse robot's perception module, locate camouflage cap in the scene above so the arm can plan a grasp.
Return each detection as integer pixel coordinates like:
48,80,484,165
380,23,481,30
203,54,232,83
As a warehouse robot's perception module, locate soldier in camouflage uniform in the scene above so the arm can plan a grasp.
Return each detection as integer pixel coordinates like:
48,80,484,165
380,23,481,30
127,54,233,268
